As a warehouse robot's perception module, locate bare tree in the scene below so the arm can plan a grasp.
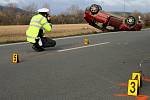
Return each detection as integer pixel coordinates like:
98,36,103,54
6,3,17,8
66,5,80,15
23,2,37,12
144,13,150,27
131,10,143,19
42,2,51,14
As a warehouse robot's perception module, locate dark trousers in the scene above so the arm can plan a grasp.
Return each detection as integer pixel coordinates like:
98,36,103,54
40,37,56,48
34,29,56,48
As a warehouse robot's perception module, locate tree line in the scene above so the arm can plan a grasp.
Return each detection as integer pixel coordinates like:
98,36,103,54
0,4,85,25
0,3,150,27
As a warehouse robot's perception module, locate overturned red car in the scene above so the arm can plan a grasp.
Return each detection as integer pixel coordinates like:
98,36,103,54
84,4,143,31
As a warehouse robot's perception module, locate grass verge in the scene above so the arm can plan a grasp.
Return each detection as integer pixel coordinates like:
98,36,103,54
0,24,101,44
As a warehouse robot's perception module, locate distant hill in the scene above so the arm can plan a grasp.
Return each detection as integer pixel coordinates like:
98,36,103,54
0,5,33,25
0,5,31,14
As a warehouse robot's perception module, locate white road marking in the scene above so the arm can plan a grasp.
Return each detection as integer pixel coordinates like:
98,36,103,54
0,28,149,47
0,42,27,47
100,32,125,35
55,31,120,40
0,32,118,47
57,42,110,52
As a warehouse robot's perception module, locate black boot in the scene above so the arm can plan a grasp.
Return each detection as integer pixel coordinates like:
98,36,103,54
32,44,45,52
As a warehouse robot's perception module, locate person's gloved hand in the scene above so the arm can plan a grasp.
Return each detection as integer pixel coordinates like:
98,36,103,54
47,15,51,23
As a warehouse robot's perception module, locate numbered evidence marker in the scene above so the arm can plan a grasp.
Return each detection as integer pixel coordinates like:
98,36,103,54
128,79,139,96
12,53,19,64
84,37,89,45
132,72,142,87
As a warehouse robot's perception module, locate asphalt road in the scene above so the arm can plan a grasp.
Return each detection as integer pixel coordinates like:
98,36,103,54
0,29,150,100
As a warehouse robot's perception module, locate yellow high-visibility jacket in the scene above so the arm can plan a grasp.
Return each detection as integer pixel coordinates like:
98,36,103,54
26,14,52,43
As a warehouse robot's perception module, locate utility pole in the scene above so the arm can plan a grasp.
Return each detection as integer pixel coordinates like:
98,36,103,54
10,0,14,3
101,1,104,5
124,0,126,17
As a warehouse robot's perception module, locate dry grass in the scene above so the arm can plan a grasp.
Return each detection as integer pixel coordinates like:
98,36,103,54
0,24,101,44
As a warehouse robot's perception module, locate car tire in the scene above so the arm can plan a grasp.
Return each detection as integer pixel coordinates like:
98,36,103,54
125,16,136,26
90,4,102,15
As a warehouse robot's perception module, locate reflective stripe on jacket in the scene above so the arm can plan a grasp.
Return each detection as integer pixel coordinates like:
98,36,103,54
26,14,52,43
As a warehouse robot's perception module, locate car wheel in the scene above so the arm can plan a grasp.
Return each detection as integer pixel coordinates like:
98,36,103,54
125,16,136,26
90,4,102,14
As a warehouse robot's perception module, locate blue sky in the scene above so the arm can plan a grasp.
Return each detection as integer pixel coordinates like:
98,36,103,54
0,0,150,14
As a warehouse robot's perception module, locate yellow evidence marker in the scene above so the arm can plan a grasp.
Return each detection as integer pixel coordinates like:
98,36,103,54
84,36,89,45
12,53,19,64
132,72,142,87
128,79,139,96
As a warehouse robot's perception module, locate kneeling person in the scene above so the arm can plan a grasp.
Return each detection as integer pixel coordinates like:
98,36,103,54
26,8,56,52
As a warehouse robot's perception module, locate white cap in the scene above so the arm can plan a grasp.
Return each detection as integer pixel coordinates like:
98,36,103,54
37,8,49,13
